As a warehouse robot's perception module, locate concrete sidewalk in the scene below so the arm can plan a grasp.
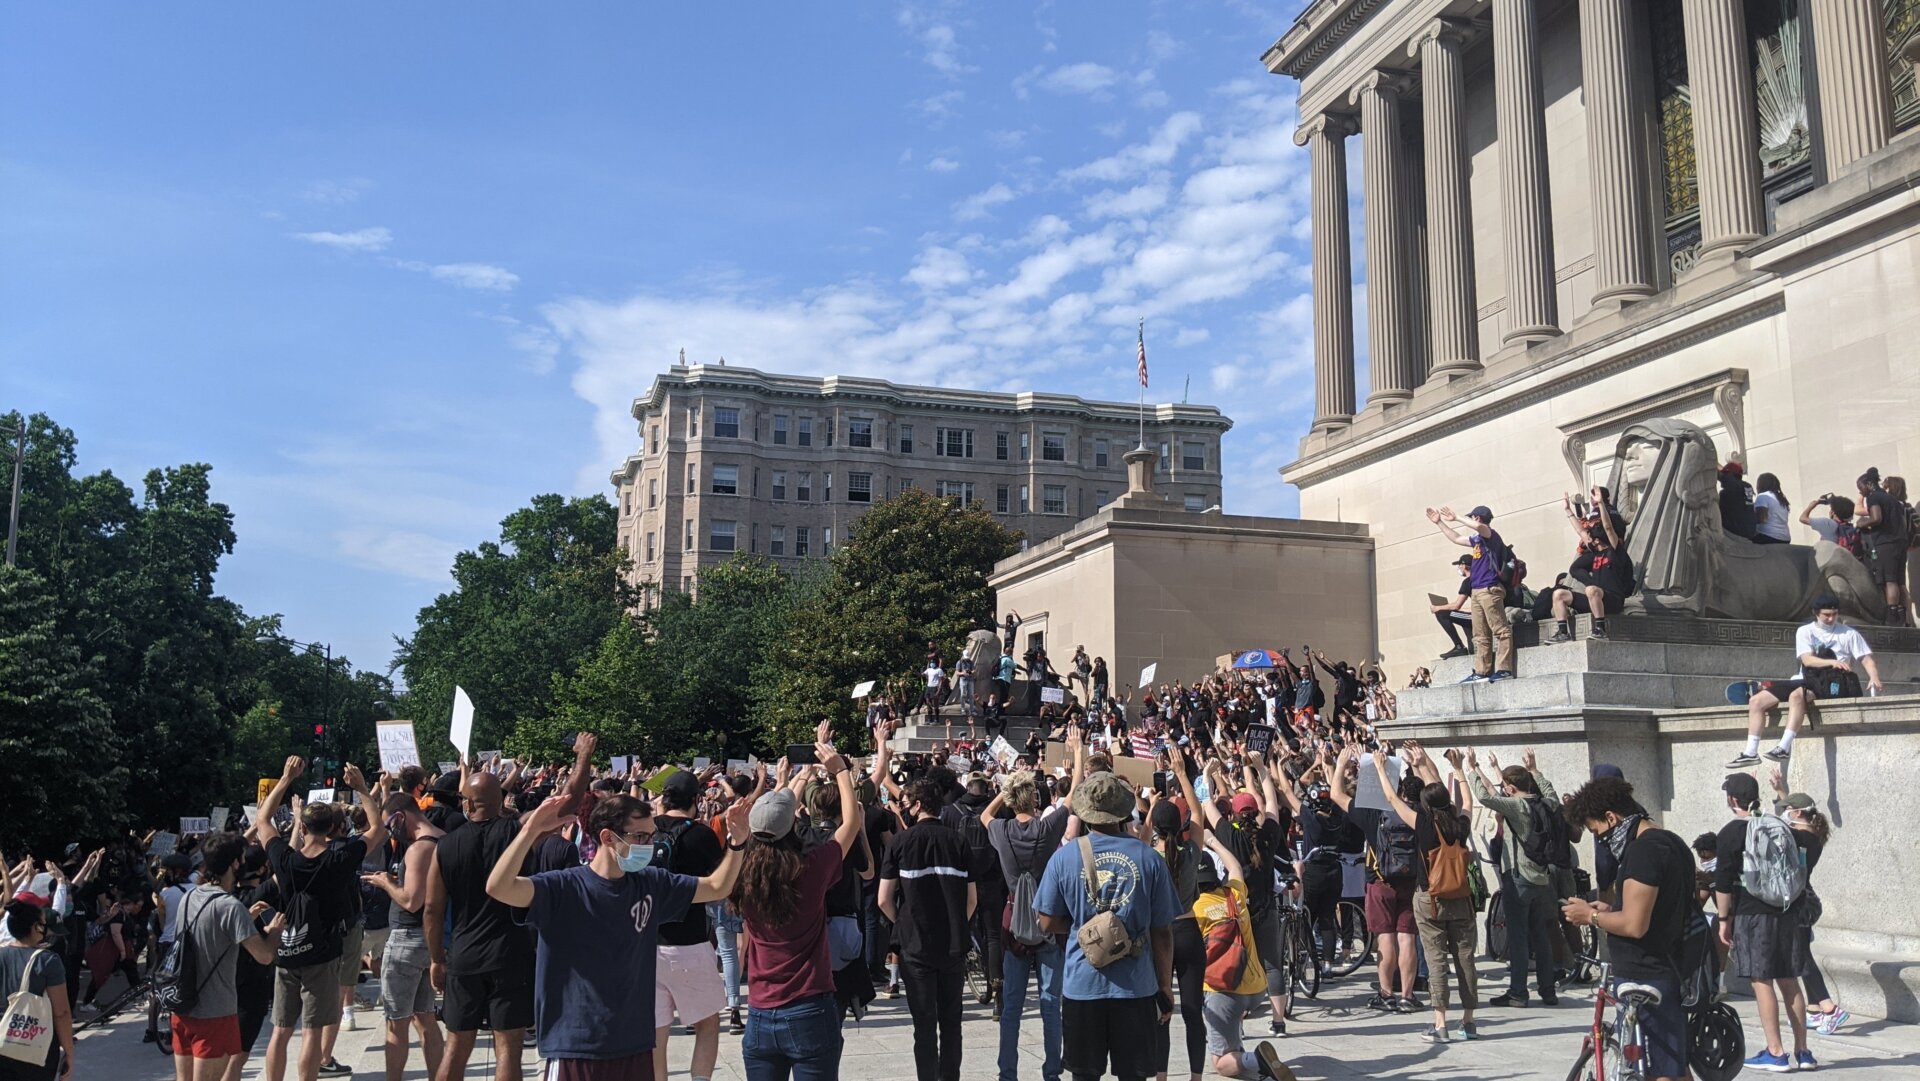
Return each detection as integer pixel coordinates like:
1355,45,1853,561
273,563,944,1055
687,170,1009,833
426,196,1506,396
81,961,1920,1079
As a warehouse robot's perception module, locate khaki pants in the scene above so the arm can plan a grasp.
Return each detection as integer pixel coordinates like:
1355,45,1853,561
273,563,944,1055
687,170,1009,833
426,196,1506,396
1413,890,1479,1015
1468,586,1515,675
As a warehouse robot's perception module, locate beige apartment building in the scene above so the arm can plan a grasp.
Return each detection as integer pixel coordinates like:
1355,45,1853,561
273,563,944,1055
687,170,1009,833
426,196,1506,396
609,363,1232,597
1270,0,1920,674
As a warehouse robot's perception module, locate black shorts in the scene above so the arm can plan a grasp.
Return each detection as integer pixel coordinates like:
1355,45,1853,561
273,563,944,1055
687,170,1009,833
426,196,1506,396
1731,908,1809,982
1866,540,1907,586
1762,676,1858,703
1560,587,1625,615
1063,995,1159,1081
444,966,535,1033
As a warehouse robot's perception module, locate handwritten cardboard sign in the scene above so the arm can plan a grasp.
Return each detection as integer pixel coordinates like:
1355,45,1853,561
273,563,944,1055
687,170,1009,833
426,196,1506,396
1041,686,1065,704
852,680,876,698
180,817,211,835
377,719,422,772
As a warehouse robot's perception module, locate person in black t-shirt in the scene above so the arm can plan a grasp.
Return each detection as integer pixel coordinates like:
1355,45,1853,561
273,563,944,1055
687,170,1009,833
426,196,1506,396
651,769,727,1080
1857,467,1912,624
1549,489,1635,643
879,779,977,1081
1560,777,1694,1081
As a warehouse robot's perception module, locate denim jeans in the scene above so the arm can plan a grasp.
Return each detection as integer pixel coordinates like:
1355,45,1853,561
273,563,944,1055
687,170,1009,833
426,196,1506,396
1505,878,1558,999
999,941,1063,1081
862,880,888,979
712,901,744,1009
742,993,843,1081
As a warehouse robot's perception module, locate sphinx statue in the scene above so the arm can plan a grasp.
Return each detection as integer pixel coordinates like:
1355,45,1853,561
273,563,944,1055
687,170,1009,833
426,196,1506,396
964,628,1002,674
1606,418,1882,623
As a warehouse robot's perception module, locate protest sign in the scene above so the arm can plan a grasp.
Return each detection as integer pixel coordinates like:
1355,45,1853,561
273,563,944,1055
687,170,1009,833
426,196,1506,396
307,787,336,805
449,686,475,758
149,831,178,857
179,817,210,835
241,805,259,826
1040,742,1154,789
1139,663,1157,687
851,680,876,699
642,765,684,794
437,761,457,776
1353,756,1406,812
257,778,275,803
726,759,747,775
693,757,711,772
610,755,629,775
479,750,502,765
1244,724,1278,757
376,719,422,772
1040,686,1065,705
989,736,1019,769
209,806,229,830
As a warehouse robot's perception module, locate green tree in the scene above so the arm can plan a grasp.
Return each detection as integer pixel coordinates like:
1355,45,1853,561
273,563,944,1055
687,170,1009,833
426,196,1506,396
760,488,1019,749
395,494,633,757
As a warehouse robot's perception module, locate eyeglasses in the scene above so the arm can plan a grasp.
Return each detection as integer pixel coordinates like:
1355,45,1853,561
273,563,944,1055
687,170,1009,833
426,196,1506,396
618,828,656,844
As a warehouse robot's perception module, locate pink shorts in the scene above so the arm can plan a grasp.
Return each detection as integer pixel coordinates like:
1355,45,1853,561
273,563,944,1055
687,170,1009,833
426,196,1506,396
654,942,725,1027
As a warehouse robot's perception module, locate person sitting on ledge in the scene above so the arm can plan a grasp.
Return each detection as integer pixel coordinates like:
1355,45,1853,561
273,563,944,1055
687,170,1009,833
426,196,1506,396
1430,554,1475,659
1548,488,1634,644
1797,492,1861,556
1726,594,1884,769
1718,460,1757,541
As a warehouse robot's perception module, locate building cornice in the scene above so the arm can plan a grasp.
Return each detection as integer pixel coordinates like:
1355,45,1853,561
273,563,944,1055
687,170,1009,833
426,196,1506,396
1264,0,1390,78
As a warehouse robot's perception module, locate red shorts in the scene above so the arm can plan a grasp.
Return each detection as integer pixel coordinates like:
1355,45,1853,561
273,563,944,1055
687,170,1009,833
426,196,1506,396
172,1012,243,1059
1364,878,1418,936
543,1051,656,1081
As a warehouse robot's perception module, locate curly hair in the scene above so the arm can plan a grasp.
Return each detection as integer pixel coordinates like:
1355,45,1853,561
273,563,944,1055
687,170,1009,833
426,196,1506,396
1561,776,1646,828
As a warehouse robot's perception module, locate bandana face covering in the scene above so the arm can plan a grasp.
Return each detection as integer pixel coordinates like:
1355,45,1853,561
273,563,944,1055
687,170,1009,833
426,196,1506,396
1602,813,1646,861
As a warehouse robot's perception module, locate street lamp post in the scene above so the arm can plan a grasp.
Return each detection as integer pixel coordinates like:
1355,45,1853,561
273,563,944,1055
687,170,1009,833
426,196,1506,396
4,419,24,568
259,633,340,782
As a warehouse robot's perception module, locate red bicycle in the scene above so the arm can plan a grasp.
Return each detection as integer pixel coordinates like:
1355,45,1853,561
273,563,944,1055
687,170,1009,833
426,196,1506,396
1564,959,1663,1081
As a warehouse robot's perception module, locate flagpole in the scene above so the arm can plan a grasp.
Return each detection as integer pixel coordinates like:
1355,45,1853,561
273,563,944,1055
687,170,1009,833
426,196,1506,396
1137,318,1146,451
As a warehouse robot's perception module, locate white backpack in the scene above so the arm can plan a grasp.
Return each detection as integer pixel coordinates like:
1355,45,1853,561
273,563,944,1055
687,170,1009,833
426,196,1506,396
1740,812,1807,911
0,949,54,1065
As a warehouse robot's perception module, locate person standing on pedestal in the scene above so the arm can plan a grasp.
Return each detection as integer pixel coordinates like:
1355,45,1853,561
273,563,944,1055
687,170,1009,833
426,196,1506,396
1425,506,1515,682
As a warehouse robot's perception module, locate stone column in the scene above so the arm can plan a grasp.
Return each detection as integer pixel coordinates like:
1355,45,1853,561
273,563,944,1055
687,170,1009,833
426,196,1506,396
1410,19,1479,379
1808,0,1893,177
1296,114,1357,432
1491,0,1560,345
1579,0,1657,308
1680,0,1765,260
1352,72,1415,405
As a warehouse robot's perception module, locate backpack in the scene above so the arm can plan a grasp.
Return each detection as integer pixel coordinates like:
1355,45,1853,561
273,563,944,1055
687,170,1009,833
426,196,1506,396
1201,888,1252,992
1372,819,1419,882
0,949,53,1065
1520,797,1574,873
956,808,1005,889
1072,837,1140,969
150,891,206,1014
652,817,695,872
1739,812,1807,910
1497,547,1528,593
1677,909,1716,1009
1425,824,1472,901
1834,521,1867,562
1003,869,1048,952
273,855,347,966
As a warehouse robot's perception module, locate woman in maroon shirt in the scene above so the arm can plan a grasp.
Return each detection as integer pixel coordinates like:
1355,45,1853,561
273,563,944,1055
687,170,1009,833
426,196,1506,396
734,743,861,1081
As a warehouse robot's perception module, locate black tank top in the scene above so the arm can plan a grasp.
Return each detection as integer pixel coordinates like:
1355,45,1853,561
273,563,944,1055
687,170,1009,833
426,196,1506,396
390,835,439,931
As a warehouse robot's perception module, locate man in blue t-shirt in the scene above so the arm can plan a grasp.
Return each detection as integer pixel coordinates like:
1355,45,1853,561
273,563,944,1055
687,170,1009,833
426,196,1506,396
1426,504,1516,682
1034,770,1178,1081
485,788,749,1079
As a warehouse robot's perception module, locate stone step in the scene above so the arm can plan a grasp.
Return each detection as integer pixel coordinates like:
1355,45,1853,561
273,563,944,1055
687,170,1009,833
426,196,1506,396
1402,664,1920,718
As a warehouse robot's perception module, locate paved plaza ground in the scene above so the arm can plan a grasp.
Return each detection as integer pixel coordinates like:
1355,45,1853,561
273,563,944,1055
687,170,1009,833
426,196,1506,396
81,959,1920,1080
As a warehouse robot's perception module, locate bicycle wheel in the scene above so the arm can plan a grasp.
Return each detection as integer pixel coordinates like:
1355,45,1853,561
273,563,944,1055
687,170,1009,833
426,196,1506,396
1561,1041,1594,1081
1288,915,1320,1000
1485,891,1509,962
1327,901,1373,978
1563,1026,1627,1081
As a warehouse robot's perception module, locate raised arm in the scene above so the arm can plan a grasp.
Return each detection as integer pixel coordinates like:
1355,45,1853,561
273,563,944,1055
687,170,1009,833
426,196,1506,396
1201,827,1244,883
1373,751,1418,829
1427,506,1472,547
256,755,305,846
820,742,861,857
485,794,573,909
343,764,387,853
1329,746,1356,812
693,802,749,903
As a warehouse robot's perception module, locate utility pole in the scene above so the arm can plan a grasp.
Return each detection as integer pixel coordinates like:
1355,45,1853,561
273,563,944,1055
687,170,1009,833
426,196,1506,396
4,418,23,567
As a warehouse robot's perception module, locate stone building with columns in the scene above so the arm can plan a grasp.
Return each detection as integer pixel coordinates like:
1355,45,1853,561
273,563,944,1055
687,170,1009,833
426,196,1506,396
1269,0,1920,674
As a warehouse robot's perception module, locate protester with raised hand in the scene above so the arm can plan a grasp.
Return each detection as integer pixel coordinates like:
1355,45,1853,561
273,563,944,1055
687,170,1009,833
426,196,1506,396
1189,828,1295,1081
167,832,287,1081
1385,746,1478,1042
880,773,977,1081
1465,748,1562,1008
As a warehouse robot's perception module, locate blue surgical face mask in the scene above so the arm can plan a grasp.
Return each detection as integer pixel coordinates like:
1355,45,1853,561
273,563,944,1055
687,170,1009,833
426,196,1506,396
617,842,655,872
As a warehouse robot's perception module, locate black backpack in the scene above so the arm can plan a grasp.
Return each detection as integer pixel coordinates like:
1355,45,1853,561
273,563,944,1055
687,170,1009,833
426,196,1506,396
1374,819,1420,882
153,892,235,1013
1520,797,1574,872
652,817,695,872
960,810,1004,889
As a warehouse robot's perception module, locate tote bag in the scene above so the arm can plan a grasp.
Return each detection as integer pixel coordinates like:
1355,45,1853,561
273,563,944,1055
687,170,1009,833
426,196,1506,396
0,949,55,1065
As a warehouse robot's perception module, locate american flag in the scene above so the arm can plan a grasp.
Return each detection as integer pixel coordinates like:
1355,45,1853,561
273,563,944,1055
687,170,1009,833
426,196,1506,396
1130,732,1157,758
1136,321,1148,388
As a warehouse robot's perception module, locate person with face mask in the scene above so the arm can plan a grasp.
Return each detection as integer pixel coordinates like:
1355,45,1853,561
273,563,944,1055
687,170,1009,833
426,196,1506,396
485,790,747,1079
1272,747,1362,981
1558,777,1696,1081
359,794,446,1081
2,899,75,1081
1726,594,1884,769
879,777,978,1081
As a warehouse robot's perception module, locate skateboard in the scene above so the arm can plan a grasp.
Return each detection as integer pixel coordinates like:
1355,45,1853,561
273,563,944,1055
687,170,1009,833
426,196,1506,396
1726,680,1763,706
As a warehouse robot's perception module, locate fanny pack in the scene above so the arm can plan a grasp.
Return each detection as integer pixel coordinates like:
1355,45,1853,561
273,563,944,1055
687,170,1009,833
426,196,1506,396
1073,836,1141,969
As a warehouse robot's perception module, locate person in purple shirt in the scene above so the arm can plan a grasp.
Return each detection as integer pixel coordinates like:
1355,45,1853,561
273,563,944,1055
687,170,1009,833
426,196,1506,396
1426,504,1516,682
485,790,747,1081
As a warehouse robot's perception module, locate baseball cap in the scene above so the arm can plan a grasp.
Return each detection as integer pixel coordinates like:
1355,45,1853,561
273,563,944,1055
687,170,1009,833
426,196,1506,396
1783,792,1816,811
661,770,700,804
1071,772,1136,825
1721,773,1760,807
748,789,798,841
1452,554,1473,567
1467,505,1494,522
1591,763,1625,780
1230,792,1259,816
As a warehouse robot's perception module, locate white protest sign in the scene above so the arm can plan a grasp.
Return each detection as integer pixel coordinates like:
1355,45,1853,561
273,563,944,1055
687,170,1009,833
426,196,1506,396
610,755,629,775
479,750,502,765
241,805,259,826
852,680,877,699
307,787,336,805
149,831,178,857
1353,756,1406,812
210,806,229,830
990,736,1019,769
449,686,475,758
1140,663,1157,687
1041,685,1065,704
179,816,210,835
693,757,711,771
377,719,422,772
726,759,747,775
437,761,458,776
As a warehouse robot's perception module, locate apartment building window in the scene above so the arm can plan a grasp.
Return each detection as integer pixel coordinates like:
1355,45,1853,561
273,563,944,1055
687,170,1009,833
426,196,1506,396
900,477,916,491
1016,432,1029,461
849,418,872,447
823,472,832,501
798,418,813,447
622,491,631,515
682,575,693,594
1185,494,1207,512
848,472,873,503
1043,485,1067,514
1018,485,1029,513
935,427,973,458
749,524,759,553
689,403,700,435
686,463,697,493
1182,441,1206,471
996,485,1010,514
649,425,659,453
936,480,975,504
772,472,787,501
645,532,656,562
825,418,835,446
714,407,741,438
711,464,739,495
770,526,786,556
1159,441,1171,472
683,519,693,552
1041,432,1065,461
647,478,658,508
995,432,1009,460
773,415,789,445
1096,489,1111,508
1093,437,1110,468
795,527,810,557
797,472,812,501
899,424,914,453
710,520,737,552
823,527,833,555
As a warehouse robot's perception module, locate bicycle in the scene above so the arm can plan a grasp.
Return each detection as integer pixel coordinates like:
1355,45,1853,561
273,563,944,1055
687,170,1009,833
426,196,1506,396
1272,890,1319,1000
1323,899,1375,978
1563,958,1660,1081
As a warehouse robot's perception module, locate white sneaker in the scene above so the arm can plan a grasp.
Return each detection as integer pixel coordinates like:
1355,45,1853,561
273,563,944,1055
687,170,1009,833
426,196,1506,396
342,1010,357,1031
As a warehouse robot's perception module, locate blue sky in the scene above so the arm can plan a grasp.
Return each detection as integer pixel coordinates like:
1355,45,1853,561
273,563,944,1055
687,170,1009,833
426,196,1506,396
2,2,1334,676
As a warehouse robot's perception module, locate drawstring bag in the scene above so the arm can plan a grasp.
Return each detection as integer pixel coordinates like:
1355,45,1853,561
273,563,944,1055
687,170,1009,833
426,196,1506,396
0,949,54,1065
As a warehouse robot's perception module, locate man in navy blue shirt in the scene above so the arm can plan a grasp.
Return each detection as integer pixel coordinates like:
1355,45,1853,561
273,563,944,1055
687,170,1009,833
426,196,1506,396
1426,504,1516,682
486,790,748,1080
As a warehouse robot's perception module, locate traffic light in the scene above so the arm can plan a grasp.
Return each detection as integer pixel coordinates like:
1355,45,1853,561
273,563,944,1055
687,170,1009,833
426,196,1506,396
313,724,326,738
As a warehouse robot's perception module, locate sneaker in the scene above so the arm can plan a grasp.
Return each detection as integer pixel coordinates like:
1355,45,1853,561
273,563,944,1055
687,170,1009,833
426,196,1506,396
1805,1010,1825,1030
343,1010,357,1031
1745,1050,1793,1073
1365,992,1394,1011
1460,672,1488,684
1540,992,1560,1006
1488,993,1529,1008
1488,670,1516,682
886,982,901,999
1391,997,1418,1014
1254,1040,1296,1081
1726,753,1762,769
1439,647,1471,659
143,1030,159,1044
1547,629,1573,644
1818,1008,1849,1036
1268,1017,1287,1037
1795,1050,1818,1070
1453,1021,1479,1041
729,1007,744,1035
1588,627,1610,641
1763,746,1793,762
317,1062,352,1077
1419,1027,1450,1044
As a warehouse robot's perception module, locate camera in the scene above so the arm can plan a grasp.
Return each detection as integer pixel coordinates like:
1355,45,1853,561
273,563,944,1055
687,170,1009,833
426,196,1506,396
1819,493,1834,505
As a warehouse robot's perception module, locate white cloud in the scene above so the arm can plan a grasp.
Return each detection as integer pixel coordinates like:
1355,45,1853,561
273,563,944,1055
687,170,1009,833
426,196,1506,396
428,262,520,291
926,156,961,173
1173,326,1211,347
301,178,374,205
919,24,975,78
1037,62,1119,96
334,528,461,583
953,182,1016,221
1061,112,1203,183
292,227,393,252
915,89,965,123
905,246,974,291
1084,177,1171,219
